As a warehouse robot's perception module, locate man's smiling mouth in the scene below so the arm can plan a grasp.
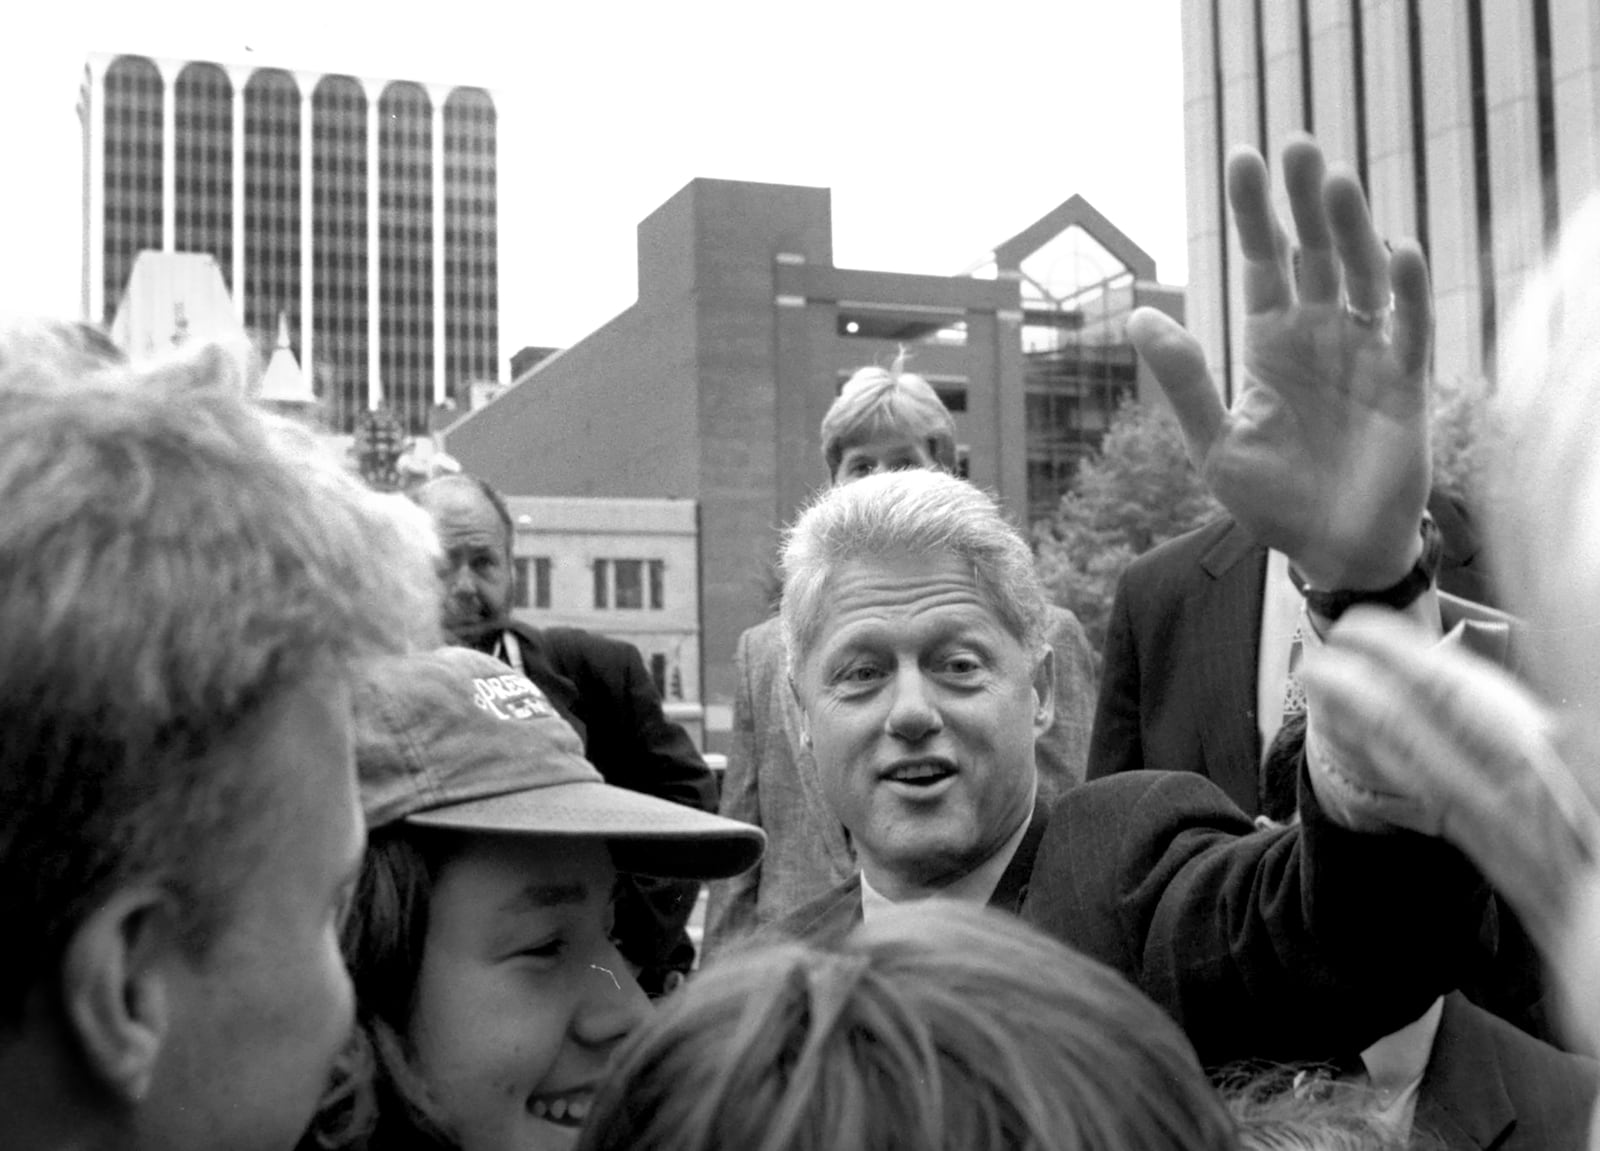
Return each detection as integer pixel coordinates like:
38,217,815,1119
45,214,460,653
881,758,958,786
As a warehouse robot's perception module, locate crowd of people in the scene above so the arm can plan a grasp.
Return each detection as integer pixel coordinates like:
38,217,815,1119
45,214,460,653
7,132,1600,1151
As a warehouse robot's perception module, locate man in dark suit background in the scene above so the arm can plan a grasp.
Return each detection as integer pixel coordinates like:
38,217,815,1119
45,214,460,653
1087,490,1496,815
1085,466,1553,1048
415,473,718,993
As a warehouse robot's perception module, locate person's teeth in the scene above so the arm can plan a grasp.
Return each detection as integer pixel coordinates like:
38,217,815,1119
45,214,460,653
568,1098,591,1122
550,1098,568,1121
530,1100,548,1119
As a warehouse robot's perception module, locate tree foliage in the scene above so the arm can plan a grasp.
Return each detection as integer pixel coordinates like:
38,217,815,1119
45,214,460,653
1033,399,1221,655
1430,374,1491,505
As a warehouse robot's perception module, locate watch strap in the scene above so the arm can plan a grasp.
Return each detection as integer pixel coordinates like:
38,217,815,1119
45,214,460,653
1299,514,1442,621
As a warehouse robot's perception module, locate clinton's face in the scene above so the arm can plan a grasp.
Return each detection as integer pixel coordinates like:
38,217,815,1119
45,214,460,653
792,550,1051,895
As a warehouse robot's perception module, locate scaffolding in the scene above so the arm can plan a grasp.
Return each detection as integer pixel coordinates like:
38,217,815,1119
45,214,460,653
1015,232,1141,526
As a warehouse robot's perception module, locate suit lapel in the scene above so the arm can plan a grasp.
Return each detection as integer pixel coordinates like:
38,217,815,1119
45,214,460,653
988,806,1049,915
1193,520,1269,813
500,622,585,740
1413,993,1515,1150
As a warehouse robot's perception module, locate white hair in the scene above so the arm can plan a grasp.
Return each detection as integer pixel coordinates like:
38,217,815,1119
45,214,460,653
1490,193,1600,712
779,469,1048,674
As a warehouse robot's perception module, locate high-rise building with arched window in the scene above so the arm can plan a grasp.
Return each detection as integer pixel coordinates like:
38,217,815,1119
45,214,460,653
79,52,500,434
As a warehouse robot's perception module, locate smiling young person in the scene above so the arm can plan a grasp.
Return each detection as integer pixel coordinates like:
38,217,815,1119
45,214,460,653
297,647,763,1151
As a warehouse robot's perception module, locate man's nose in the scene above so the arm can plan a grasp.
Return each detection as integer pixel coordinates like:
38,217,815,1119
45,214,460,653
448,564,477,596
885,668,942,742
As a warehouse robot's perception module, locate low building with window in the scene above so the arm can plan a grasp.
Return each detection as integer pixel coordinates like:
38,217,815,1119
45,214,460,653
444,179,1180,751
502,495,704,745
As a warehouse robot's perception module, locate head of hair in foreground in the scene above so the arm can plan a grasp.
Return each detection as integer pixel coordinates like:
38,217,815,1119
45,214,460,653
0,329,439,1143
575,900,1234,1151
0,316,127,382
1221,1067,1446,1150
818,350,958,482
1487,192,1600,1058
779,467,1049,674
1490,192,1600,725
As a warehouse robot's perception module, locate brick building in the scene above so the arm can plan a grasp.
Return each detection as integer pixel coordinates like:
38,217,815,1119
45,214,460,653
443,178,1180,748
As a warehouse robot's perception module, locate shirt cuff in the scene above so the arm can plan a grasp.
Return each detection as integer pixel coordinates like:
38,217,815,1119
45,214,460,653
1302,588,1450,833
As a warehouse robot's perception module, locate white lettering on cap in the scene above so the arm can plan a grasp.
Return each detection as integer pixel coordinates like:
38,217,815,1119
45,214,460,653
471,674,557,721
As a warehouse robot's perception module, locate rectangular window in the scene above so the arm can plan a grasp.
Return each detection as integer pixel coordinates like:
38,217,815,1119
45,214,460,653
836,311,967,347
648,653,668,698
593,559,609,609
512,557,530,609
614,560,644,610
533,556,551,610
648,560,665,610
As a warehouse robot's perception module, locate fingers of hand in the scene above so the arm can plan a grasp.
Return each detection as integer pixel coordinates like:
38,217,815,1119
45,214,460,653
1300,645,1443,835
1325,610,1553,784
1226,146,1294,314
1389,242,1434,377
1306,608,1600,941
1282,137,1340,305
1323,169,1391,316
1303,643,1574,942
1126,307,1224,461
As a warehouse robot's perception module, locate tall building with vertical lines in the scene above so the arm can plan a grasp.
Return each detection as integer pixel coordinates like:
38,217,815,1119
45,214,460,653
1182,0,1600,395
79,52,500,433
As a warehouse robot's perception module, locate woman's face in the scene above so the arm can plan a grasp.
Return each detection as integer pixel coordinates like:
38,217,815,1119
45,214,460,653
409,835,650,1151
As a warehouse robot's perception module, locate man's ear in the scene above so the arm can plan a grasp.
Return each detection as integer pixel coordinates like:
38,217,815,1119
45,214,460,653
786,674,812,748
1031,646,1056,738
60,886,180,1104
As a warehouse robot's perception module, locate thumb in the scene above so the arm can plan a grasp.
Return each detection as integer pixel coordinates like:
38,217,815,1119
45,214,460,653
1126,307,1225,469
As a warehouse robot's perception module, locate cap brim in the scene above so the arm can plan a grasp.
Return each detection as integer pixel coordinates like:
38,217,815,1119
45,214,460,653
401,779,766,881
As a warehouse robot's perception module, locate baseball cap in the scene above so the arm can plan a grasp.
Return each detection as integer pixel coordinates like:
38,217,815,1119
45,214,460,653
351,646,764,881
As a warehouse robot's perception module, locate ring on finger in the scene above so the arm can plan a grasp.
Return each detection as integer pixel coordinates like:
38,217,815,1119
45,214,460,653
1344,303,1392,330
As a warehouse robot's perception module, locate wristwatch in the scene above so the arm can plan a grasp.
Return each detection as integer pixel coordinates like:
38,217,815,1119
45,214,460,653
1298,514,1442,621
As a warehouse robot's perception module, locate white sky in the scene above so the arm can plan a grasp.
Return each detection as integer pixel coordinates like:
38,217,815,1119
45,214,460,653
0,0,1188,359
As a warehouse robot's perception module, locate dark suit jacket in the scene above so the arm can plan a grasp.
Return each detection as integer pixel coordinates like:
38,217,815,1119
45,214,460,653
705,605,1097,959
1089,516,1268,812
1414,993,1598,1150
765,807,1049,948
1085,511,1555,1045
1022,770,1491,1070
496,621,718,988
517,623,717,812
1089,497,1498,815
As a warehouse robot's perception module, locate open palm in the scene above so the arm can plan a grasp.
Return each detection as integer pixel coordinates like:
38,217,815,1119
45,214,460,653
1130,137,1432,591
